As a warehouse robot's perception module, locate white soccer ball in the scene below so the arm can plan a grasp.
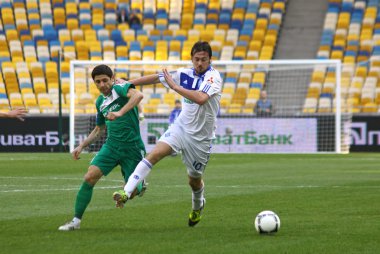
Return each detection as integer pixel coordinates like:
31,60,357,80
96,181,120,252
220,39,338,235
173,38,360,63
254,210,280,234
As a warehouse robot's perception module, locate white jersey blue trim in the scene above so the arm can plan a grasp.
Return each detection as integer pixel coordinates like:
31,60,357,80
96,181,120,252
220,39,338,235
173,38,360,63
159,66,222,140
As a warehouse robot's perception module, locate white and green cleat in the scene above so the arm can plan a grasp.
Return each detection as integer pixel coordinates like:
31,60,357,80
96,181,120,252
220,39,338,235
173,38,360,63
113,190,128,208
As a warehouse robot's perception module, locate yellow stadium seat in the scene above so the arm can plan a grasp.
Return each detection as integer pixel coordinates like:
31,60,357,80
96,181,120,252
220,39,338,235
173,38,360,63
0,100,10,112
9,93,24,108
362,102,377,113
23,93,38,108
227,103,242,114
182,14,193,30
256,18,268,30
6,30,19,41
253,29,265,41
143,104,157,114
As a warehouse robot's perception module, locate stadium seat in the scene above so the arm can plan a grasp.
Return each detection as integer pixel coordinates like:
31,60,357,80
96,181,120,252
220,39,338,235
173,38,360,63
227,103,242,114
303,97,318,113
23,93,38,109
0,98,10,111
362,102,377,113
9,92,24,108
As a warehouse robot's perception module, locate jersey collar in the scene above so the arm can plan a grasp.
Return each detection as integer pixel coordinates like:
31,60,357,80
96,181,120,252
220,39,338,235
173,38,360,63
192,65,211,77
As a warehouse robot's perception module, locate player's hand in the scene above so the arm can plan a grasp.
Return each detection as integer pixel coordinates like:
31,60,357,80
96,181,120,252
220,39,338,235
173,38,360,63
162,69,178,90
8,108,28,121
72,146,83,160
106,111,122,121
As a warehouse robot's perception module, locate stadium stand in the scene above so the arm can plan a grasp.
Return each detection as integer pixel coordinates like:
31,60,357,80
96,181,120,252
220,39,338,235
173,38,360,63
0,0,288,114
306,0,380,114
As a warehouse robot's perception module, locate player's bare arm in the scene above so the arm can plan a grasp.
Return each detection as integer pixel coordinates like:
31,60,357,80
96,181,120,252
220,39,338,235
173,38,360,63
0,108,28,121
72,125,106,160
106,88,143,121
128,74,160,86
162,68,209,105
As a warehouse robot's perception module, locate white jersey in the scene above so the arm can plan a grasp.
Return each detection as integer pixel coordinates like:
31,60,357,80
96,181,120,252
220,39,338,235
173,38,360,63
159,66,222,141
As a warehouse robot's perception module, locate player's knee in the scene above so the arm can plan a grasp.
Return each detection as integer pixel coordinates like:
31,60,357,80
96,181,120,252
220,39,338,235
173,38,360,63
188,177,203,191
84,166,102,185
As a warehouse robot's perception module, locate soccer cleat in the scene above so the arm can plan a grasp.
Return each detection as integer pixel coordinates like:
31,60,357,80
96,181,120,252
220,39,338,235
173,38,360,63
113,190,128,208
188,199,206,227
58,220,80,231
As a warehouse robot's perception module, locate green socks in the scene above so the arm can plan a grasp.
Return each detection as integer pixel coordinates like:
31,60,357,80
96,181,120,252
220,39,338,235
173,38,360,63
74,181,94,219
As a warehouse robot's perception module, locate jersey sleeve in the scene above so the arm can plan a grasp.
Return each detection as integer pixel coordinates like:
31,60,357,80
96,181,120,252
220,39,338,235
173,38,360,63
113,82,135,97
158,69,181,88
198,70,222,97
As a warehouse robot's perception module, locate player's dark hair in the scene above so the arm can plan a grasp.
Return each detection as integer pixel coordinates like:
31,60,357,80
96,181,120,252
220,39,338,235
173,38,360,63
191,41,212,58
91,64,113,80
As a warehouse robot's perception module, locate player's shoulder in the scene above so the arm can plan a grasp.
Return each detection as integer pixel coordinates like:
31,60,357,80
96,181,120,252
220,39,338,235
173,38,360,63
177,67,191,75
113,82,132,88
113,82,134,93
207,66,221,74
95,95,104,107
205,66,222,80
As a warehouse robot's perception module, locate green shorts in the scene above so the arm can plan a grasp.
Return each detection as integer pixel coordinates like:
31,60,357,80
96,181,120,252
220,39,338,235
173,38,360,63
90,141,146,182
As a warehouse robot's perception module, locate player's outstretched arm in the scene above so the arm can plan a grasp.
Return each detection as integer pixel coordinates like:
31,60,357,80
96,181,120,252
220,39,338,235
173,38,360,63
0,108,28,121
72,125,105,160
128,74,160,86
106,88,143,121
162,69,209,105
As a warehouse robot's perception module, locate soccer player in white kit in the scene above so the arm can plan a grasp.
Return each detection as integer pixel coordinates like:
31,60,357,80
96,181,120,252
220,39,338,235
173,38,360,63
113,41,222,226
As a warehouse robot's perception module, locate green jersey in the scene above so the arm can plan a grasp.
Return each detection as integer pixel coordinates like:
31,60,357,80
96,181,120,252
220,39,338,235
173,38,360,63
95,82,143,146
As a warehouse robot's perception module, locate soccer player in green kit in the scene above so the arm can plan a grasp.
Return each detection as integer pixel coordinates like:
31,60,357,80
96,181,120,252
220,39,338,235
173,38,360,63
59,64,146,231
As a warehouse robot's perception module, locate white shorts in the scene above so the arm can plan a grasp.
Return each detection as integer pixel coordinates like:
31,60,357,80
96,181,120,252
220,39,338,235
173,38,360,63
159,124,212,178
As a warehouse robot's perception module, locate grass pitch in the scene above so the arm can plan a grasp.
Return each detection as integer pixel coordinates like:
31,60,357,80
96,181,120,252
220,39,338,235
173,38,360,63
0,153,379,254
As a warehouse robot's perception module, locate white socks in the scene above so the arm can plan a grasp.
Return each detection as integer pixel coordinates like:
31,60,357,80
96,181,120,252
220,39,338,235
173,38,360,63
124,158,152,198
192,185,204,211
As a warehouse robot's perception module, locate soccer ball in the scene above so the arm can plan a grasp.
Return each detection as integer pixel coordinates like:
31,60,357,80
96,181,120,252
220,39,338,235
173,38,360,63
254,210,280,234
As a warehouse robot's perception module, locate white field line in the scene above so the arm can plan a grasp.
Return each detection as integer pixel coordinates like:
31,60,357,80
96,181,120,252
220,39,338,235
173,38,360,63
1,184,380,193
0,176,122,182
0,186,119,193
1,176,379,194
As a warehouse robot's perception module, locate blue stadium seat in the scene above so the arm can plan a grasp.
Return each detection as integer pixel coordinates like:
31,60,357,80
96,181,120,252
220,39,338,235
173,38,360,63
63,41,75,47
235,0,248,9
24,40,35,47
41,13,53,19
225,77,237,83
43,26,58,42
345,50,357,57
129,41,141,51
320,93,333,99
115,40,126,47
219,13,231,25
90,51,102,58
250,83,263,89
341,2,353,12
1,2,12,8
53,2,64,8
246,3,259,14
372,45,380,55
111,29,123,42
20,82,33,90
